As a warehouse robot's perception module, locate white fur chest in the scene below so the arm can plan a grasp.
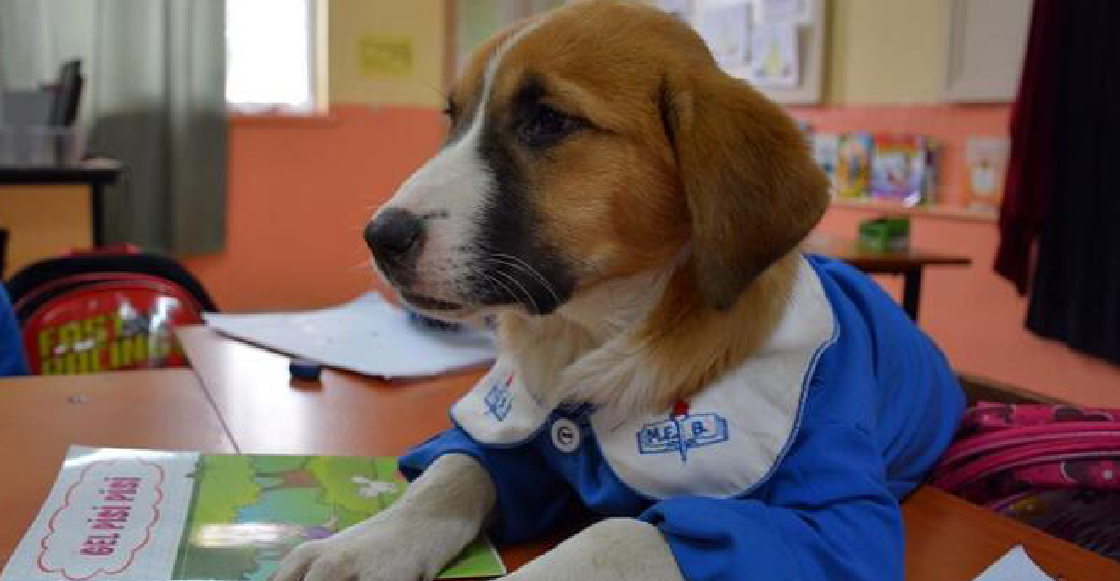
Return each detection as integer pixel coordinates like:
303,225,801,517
451,258,837,500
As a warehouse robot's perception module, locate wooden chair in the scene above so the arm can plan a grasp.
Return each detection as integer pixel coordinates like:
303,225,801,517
1,228,7,279
957,372,1066,406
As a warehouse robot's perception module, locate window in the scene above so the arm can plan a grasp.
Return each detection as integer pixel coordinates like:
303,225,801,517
225,0,324,114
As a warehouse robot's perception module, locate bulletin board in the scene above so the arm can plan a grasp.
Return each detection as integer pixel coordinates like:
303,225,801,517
660,0,828,105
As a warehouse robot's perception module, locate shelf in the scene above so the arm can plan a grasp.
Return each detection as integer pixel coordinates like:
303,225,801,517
830,197,998,223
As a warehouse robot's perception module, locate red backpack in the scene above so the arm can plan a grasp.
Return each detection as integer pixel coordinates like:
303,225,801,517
6,247,217,375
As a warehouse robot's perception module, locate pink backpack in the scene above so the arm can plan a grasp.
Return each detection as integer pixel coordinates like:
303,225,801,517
932,402,1120,560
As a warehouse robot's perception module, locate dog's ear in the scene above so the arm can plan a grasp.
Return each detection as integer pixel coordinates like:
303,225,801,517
661,68,829,310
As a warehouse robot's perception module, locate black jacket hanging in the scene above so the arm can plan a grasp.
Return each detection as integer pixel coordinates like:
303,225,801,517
1024,0,1120,365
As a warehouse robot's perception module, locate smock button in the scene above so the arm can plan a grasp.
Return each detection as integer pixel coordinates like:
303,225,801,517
551,418,581,453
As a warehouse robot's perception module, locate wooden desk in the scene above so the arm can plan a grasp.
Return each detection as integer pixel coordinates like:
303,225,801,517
0,369,235,565
0,159,122,275
805,236,971,320
176,325,482,456
177,325,1120,580
0,159,122,246
902,486,1120,579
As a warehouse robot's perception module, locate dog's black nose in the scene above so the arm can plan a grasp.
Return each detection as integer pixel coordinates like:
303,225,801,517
364,208,423,259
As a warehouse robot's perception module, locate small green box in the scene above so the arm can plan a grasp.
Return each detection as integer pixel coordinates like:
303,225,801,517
857,216,910,252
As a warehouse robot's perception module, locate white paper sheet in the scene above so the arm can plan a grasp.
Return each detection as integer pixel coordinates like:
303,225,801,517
748,21,799,88
762,0,810,23
203,293,496,379
973,546,1055,581
698,2,752,66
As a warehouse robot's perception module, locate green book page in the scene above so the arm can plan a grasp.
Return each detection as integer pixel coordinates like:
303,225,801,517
172,454,504,581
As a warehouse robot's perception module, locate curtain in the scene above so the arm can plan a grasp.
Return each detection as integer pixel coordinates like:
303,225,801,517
998,0,1120,365
993,0,1061,294
0,1,54,87
1023,0,1120,365
0,0,227,255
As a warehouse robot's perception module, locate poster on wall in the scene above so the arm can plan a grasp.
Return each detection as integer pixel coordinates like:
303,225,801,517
359,35,414,77
748,21,799,88
964,136,1010,214
761,0,811,24
697,2,753,66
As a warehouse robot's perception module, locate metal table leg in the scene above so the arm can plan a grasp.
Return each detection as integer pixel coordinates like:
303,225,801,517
91,183,105,247
901,267,923,321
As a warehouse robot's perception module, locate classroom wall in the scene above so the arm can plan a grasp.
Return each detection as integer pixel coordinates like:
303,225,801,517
329,0,446,108
797,2,1120,406
182,0,449,311
792,105,1120,408
826,0,946,104
182,106,442,312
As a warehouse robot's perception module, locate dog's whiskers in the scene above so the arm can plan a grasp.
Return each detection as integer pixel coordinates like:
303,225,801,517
479,270,527,312
488,265,540,313
484,252,562,307
466,243,563,307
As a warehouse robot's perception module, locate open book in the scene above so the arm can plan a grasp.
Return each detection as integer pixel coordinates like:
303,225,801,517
2,446,505,581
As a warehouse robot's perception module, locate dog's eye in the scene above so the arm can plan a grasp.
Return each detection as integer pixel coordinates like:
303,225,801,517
519,106,580,147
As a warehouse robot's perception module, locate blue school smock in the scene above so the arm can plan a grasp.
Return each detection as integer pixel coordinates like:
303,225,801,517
400,254,965,581
0,283,28,377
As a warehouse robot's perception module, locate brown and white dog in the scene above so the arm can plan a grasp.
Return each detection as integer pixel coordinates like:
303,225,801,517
273,2,952,581
362,0,826,416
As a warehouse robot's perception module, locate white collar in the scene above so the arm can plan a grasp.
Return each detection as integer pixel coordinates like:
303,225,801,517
451,256,837,499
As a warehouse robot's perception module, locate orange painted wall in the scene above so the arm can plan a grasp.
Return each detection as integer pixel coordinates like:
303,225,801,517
794,105,1120,408
182,105,444,312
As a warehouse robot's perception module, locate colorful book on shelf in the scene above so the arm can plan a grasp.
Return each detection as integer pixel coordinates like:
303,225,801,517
834,131,874,198
869,133,937,204
811,132,839,195
0,446,505,581
964,136,1009,214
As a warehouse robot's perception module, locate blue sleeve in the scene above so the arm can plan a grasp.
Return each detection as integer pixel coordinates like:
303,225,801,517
0,284,28,377
398,427,573,543
641,422,902,581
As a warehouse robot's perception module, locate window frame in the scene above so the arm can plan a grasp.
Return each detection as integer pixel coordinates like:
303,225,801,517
225,0,329,117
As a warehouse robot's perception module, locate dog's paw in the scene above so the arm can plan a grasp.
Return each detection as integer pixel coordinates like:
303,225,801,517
270,517,442,581
502,518,685,581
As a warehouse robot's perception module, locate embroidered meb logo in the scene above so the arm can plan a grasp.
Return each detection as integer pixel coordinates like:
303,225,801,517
484,375,514,421
637,402,728,461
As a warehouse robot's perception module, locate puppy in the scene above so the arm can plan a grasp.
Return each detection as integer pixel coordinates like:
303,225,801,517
274,2,965,580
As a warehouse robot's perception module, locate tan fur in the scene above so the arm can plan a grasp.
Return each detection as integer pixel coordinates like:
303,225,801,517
447,18,538,132
478,3,693,283
510,254,799,415
636,255,800,409
472,1,828,412
632,49,829,409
